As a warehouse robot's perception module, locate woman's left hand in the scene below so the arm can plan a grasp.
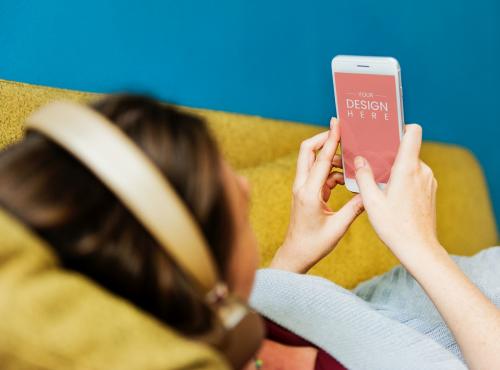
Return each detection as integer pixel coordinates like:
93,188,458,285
270,117,364,273
244,340,318,370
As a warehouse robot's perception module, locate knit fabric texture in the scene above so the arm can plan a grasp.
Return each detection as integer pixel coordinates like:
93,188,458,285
250,247,500,370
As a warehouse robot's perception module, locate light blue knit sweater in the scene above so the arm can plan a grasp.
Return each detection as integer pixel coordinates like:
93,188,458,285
250,247,500,370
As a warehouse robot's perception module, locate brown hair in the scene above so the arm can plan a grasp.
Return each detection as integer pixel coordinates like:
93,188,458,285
0,95,234,335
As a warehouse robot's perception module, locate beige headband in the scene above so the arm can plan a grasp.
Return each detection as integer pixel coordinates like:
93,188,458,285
25,100,219,293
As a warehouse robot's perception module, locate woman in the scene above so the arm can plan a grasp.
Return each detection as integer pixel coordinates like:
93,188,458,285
0,95,498,369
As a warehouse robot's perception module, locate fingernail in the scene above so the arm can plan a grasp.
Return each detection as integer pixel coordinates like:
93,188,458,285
330,117,337,128
354,156,366,170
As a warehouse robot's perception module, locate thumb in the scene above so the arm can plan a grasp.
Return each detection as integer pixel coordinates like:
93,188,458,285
354,156,383,207
329,194,364,234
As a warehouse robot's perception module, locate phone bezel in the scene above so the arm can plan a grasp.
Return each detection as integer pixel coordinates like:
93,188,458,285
331,55,405,193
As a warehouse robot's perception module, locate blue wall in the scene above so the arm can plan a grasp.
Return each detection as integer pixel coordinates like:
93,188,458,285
1,1,499,229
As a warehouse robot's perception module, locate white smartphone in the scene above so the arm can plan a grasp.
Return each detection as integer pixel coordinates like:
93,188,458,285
331,55,405,193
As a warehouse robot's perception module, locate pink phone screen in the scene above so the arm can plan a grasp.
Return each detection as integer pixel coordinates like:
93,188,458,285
334,72,401,183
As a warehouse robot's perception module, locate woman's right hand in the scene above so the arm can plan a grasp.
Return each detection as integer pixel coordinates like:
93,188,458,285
353,124,442,264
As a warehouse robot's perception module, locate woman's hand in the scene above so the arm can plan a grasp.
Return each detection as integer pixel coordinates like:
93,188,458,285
355,124,500,370
353,124,441,264
244,340,318,370
270,117,364,273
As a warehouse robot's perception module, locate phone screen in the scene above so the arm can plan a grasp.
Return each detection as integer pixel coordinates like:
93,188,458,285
334,72,401,183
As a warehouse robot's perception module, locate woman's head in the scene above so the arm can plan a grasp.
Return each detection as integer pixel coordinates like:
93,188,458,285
0,95,258,335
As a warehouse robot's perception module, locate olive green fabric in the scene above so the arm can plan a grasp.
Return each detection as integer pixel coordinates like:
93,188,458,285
0,208,229,370
0,79,321,170
0,79,498,368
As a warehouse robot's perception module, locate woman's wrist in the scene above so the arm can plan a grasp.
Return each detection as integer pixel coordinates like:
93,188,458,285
270,243,309,274
388,239,447,275
393,240,468,300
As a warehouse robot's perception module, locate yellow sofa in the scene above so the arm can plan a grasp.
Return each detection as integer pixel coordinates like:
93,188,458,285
0,79,498,369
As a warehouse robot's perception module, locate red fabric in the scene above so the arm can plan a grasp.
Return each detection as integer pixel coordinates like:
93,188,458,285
265,318,346,370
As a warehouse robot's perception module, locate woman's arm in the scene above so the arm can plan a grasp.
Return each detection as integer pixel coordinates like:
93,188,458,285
407,244,500,370
354,124,500,370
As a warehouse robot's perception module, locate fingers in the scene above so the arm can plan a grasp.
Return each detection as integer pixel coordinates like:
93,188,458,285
332,154,342,168
393,124,422,171
294,130,330,190
431,177,438,233
306,118,341,191
328,194,364,233
321,118,340,164
354,156,383,206
326,171,344,188
322,171,344,202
